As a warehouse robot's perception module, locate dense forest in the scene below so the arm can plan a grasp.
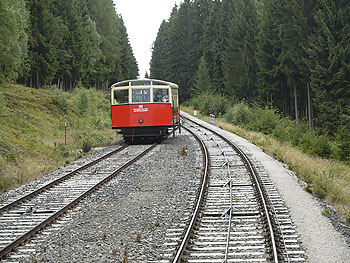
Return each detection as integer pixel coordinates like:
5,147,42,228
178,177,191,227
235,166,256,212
150,0,350,137
0,0,138,90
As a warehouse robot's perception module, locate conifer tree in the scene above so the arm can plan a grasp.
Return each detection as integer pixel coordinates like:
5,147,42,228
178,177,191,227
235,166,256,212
27,0,62,88
150,20,170,80
307,0,350,133
192,56,212,96
201,0,225,94
87,0,138,87
0,0,29,84
256,0,285,109
223,0,257,101
51,0,102,90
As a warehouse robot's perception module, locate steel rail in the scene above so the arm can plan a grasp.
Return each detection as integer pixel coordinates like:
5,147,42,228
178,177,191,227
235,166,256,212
208,135,234,263
171,125,210,262
220,142,233,263
184,116,279,263
0,144,129,215
0,143,157,259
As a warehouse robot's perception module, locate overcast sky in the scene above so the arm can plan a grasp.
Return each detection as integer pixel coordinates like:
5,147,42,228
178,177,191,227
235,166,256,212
114,0,183,78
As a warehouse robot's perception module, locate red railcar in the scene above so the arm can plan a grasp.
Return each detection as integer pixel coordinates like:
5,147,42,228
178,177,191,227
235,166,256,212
111,79,179,142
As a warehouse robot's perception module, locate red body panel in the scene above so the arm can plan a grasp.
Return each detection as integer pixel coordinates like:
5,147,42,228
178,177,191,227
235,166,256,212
112,104,176,128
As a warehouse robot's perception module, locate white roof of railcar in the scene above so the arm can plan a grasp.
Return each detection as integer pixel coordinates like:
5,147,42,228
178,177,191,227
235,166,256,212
111,78,179,89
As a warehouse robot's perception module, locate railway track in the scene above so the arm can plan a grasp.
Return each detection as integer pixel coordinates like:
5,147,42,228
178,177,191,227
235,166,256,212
0,142,158,261
157,116,306,262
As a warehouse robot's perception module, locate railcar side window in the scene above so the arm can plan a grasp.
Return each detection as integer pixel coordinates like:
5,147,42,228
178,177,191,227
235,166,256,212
153,88,169,103
114,89,129,104
152,81,165,85
132,89,150,102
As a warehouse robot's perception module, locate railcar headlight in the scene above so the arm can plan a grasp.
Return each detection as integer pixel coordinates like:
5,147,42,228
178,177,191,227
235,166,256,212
139,119,143,124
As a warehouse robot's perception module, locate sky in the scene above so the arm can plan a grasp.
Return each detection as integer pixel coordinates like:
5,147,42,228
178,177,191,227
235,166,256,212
113,0,183,78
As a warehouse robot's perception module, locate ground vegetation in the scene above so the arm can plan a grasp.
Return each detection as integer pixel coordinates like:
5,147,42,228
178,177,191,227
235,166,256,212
0,85,119,192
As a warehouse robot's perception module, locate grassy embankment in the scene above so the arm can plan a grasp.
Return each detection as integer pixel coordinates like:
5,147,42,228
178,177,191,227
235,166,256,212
182,105,350,224
0,84,120,193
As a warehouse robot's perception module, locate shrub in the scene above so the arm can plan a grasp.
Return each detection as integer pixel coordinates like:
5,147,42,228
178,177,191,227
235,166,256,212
190,96,201,110
247,105,280,134
78,89,90,113
224,102,252,126
271,117,294,142
82,140,92,153
332,126,350,162
298,131,331,158
51,89,68,114
198,91,229,117
53,143,70,157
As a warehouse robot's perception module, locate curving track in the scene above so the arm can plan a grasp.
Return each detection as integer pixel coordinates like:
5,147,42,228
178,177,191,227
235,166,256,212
0,142,158,261
158,116,306,263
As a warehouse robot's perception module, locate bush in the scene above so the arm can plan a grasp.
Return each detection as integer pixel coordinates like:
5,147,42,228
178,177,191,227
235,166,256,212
332,126,350,162
189,96,201,110
298,131,331,158
224,102,253,126
51,88,68,114
82,140,92,153
271,117,294,142
72,88,91,114
247,105,280,134
193,91,229,117
188,97,348,162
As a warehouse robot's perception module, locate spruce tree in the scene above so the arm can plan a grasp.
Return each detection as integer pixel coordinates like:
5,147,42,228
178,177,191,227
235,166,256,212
201,0,225,94
27,0,62,88
307,0,350,133
150,20,170,80
0,0,29,84
192,56,212,96
222,0,257,101
256,0,285,109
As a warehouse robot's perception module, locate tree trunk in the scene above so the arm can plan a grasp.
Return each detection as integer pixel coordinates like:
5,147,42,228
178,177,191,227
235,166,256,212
36,70,39,89
69,77,72,91
63,72,67,92
29,73,33,88
294,79,299,121
307,81,313,129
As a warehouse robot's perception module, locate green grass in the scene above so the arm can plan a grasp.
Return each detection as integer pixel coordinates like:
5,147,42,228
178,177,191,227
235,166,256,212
0,84,120,193
182,106,350,224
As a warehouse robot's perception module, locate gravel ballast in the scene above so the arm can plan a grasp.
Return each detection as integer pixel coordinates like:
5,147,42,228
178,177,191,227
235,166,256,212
17,130,202,262
1,113,350,262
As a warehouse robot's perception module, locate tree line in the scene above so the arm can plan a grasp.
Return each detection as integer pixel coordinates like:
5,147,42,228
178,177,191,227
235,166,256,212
0,0,138,91
150,0,350,136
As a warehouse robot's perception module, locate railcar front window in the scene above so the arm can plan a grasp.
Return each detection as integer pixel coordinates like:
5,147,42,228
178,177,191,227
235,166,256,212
131,81,151,86
132,89,150,103
153,88,169,103
114,89,129,104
